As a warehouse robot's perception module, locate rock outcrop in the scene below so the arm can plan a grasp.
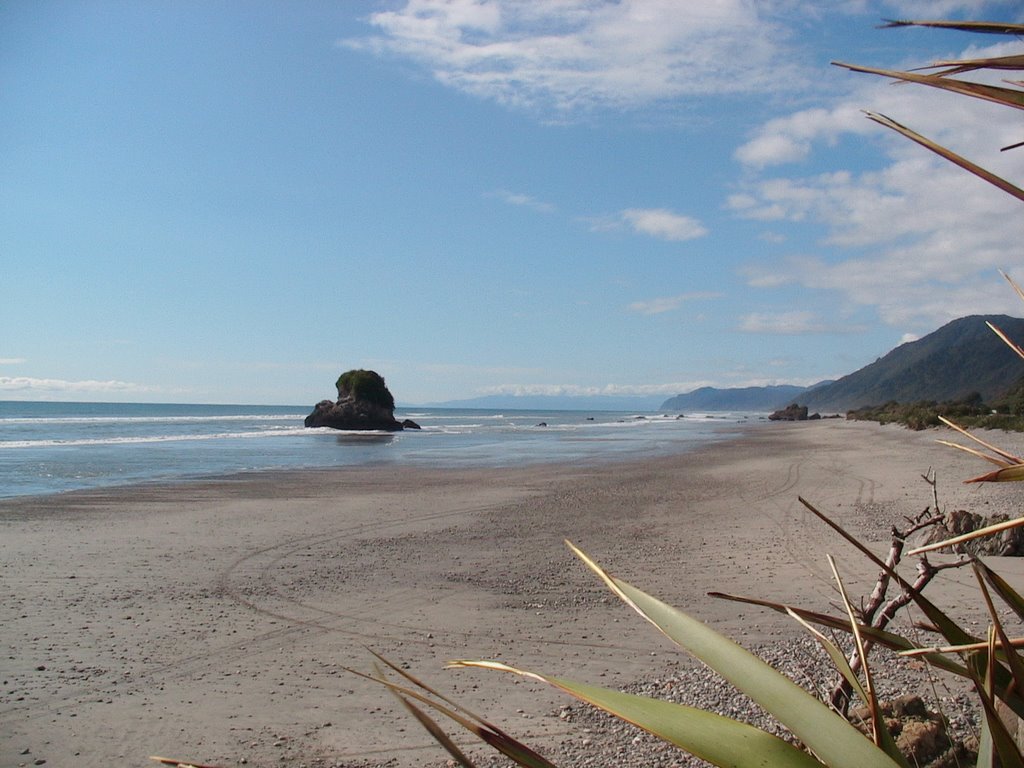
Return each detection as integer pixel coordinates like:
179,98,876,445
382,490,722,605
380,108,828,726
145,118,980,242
850,695,976,768
769,403,810,421
917,509,1024,556
304,369,407,431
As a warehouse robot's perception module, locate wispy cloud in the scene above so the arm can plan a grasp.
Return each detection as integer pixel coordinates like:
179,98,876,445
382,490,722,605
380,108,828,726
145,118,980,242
486,189,555,213
0,376,157,394
879,1,1013,15
734,104,869,169
479,381,714,397
627,291,720,315
621,208,708,241
0,358,27,365
343,1,803,115
737,311,856,335
590,207,708,241
735,37,1024,170
478,375,837,397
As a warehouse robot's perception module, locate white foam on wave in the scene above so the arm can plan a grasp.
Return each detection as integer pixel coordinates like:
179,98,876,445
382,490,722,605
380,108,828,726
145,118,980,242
399,413,507,422
0,426,313,449
0,413,305,425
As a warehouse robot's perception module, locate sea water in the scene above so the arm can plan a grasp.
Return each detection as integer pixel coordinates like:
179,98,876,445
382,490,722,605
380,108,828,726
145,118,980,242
0,401,763,499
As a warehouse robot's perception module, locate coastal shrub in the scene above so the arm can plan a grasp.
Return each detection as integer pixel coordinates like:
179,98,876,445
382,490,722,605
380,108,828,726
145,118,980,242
335,369,395,410
994,376,1024,417
847,393,1024,432
846,394,1010,431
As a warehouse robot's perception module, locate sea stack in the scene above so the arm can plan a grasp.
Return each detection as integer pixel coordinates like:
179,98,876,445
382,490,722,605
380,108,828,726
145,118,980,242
304,369,409,431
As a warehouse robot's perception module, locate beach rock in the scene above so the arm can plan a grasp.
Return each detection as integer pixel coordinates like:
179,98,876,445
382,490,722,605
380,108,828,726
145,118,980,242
918,509,1024,556
400,419,421,430
850,695,974,768
769,403,809,421
304,370,405,431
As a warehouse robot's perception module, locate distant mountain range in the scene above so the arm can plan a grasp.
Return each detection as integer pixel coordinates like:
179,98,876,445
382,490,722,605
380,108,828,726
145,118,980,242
661,314,1024,413
659,384,814,412
800,314,1024,411
425,315,1024,414
420,393,668,412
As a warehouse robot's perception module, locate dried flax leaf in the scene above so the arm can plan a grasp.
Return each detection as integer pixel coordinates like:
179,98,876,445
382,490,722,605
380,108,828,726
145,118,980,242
347,660,561,768
936,439,1014,468
879,19,1024,36
968,629,1024,768
827,556,881,744
860,112,1024,201
907,517,1024,556
974,565,1024,691
833,61,1024,110
715,592,972,677
987,321,1024,361
923,54,1024,75
1002,270,1024,304
823,557,910,767
964,464,1024,484
901,638,1024,657
938,416,1023,465
976,559,1024,623
374,663,478,768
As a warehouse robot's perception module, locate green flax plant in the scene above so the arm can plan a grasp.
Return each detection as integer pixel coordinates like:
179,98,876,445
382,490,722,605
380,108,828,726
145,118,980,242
362,18,1024,768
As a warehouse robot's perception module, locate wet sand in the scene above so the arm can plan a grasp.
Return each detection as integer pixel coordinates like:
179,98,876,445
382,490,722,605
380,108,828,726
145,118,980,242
2,419,1022,768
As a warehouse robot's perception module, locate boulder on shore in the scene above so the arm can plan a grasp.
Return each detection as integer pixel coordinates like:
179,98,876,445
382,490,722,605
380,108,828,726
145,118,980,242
304,369,406,431
769,403,810,421
916,509,1024,556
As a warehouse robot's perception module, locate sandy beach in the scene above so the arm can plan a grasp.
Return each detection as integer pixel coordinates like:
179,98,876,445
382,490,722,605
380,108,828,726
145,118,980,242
3,419,1023,768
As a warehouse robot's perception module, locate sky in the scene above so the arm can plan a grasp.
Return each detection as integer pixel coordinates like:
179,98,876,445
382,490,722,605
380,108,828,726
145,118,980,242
2,1,1022,406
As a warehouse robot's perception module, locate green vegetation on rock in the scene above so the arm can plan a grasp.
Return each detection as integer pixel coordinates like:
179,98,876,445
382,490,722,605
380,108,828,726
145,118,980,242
846,377,1024,431
335,369,395,411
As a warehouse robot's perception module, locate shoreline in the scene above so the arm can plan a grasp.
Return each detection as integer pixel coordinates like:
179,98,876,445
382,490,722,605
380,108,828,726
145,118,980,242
0,408,759,502
2,420,1022,767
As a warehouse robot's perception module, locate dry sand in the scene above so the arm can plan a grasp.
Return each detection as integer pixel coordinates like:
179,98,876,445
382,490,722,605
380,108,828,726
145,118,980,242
2,419,1023,768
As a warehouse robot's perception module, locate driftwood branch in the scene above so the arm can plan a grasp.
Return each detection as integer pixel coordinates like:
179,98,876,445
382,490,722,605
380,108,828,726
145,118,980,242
829,513,957,715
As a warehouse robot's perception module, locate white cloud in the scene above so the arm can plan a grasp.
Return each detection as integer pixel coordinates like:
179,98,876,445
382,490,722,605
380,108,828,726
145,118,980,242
736,311,856,335
344,0,804,114
480,374,841,397
620,208,708,241
738,311,817,334
735,36,1024,331
487,189,555,213
735,104,869,169
0,358,27,365
879,1,1013,15
737,155,1023,328
627,291,720,315
480,381,715,397
0,377,156,394
736,38,1024,171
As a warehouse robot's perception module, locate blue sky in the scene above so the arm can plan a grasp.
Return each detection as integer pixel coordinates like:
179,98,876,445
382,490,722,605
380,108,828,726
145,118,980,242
2,1,1022,406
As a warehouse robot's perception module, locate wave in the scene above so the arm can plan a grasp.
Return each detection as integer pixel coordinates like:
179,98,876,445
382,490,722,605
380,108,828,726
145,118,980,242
0,427,315,449
0,413,305,425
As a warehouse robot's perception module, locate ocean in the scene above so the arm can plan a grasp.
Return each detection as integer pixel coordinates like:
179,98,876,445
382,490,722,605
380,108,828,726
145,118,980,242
0,400,764,499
